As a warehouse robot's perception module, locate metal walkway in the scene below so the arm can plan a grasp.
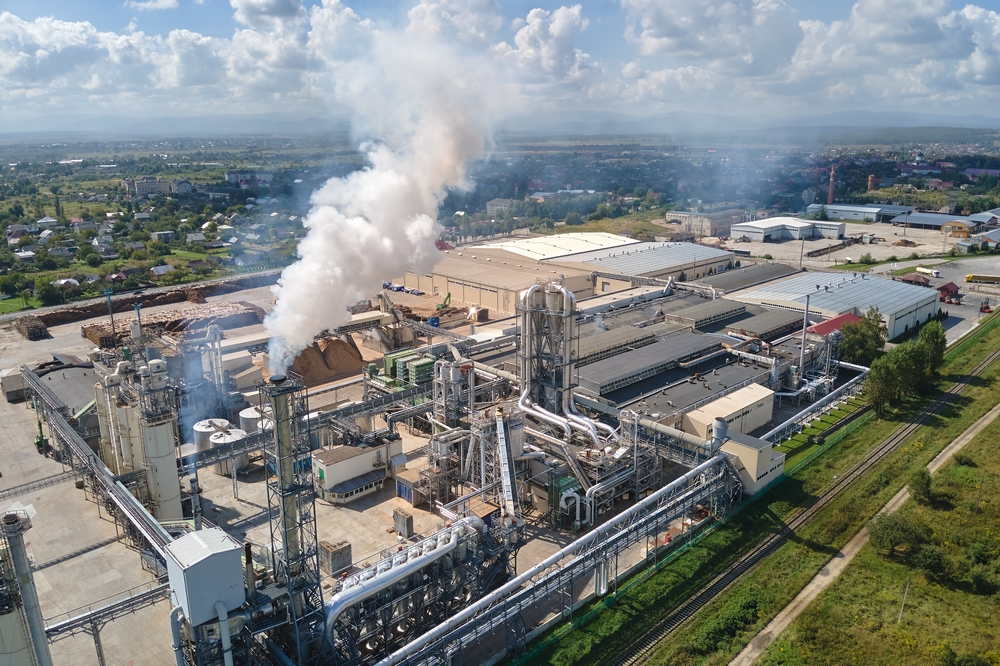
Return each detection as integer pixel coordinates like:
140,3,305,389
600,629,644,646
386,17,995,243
0,470,78,502
45,582,171,640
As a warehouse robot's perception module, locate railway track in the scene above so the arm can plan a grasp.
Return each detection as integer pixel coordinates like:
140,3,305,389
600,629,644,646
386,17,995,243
610,346,1000,666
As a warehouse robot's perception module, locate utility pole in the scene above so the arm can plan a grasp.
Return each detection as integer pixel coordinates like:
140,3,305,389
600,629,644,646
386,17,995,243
897,578,911,623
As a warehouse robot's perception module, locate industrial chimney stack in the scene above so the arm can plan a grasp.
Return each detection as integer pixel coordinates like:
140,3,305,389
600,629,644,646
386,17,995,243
827,166,836,205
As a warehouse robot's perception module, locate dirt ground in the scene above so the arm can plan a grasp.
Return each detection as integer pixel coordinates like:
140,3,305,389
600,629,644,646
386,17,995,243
735,222,960,270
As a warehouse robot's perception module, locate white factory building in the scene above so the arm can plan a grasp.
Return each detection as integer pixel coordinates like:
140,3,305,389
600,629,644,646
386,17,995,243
313,442,404,504
730,217,845,242
728,272,940,340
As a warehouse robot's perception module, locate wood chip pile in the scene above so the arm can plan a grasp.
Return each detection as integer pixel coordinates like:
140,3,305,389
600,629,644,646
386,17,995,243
80,301,266,347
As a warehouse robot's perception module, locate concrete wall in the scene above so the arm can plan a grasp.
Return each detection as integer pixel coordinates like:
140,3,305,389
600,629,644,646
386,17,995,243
883,293,941,340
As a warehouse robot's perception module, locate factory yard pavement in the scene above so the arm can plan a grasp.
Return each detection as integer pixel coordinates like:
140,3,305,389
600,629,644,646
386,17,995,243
729,396,1000,666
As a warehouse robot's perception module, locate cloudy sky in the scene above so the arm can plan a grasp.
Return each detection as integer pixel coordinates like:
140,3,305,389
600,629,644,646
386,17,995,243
2,0,1000,131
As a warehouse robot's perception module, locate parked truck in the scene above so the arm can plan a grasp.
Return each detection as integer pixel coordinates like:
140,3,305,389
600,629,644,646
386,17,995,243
966,274,1000,284
916,266,941,278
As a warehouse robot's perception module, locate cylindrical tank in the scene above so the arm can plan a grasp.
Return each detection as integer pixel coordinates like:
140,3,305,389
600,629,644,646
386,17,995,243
0,608,33,666
193,419,229,453
211,428,248,477
142,421,183,520
239,407,263,434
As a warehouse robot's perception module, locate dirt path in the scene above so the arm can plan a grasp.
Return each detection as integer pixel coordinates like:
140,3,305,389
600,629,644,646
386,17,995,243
730,398,1000,666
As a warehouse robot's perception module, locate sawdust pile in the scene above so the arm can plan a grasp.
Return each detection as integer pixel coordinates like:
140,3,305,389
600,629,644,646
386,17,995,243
893,239,920,247
259,336,366,387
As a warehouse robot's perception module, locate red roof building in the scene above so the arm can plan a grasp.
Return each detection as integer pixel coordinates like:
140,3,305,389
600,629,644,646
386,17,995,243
807,312,862,336
937,281,960,296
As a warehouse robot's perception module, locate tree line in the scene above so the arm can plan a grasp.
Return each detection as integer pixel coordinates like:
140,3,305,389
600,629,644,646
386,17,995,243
838,307,947,416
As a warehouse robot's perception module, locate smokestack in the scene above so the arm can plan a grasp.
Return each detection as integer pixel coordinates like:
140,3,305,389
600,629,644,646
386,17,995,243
827,166,835,205
264,375,300,564
867,174,876,192
3,514,54,666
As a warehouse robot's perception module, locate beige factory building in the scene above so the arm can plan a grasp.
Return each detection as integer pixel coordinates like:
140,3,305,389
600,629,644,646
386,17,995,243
313,442,404,505
682,383,774,439
399,233,733,315
720,432,786,495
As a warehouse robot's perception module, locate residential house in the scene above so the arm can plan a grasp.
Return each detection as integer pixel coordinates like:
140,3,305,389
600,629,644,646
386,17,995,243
36,216,58,229
71,220,97,233
150,265,175,280
83,274,101,284
92,236,112,246
234,252,262,267
123,241,146,252
134,212,151,222
186,232,207,244
98,222,115,236
122,267,145,279
151,230,176,243
95,246,119,260
6,229,25,246
38,229,54,245
14,250,35,263
48,247,75,259
171,179,193,195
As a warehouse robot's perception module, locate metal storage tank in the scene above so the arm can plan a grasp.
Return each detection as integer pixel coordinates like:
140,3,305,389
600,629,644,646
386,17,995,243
0,605,33,666
210,429,248,477
193,419,229,453
239,406,269,434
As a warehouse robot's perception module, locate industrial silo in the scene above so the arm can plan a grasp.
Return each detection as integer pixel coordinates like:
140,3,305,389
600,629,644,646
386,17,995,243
193,419,229,454
210,429,248,477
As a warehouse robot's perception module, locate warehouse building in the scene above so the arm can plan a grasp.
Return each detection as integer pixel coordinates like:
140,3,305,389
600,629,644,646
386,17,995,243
549,241,733,284
731,217,845,242
805,203,914,222
888,212,987,234
694,262,799,294
728,272,940,340
475,232,639,261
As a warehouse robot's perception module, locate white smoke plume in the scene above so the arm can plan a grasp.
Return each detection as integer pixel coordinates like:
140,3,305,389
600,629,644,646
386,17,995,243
265,33,495,373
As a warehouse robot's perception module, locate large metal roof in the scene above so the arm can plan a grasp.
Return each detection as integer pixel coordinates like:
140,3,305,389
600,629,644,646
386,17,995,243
695,262,799,293
556,242,732,276
729,271,939,317
578,333,724,394
889,212,978,227
473,232,638,261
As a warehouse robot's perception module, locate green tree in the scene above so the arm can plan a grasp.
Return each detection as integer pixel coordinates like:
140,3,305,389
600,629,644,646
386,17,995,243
564,211,584,226
86,254,103,268
863,354,896,416
867,512,928,555
909,468,932,504
919,320,946,373
839,306,886,366
36,282,64,306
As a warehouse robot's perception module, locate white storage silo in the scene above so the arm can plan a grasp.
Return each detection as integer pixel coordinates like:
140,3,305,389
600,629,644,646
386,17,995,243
193,419,229,453
211,429,249,476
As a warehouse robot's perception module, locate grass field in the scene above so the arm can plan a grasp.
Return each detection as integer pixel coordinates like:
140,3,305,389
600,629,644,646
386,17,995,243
522,312,1000,666
757,416,1000,666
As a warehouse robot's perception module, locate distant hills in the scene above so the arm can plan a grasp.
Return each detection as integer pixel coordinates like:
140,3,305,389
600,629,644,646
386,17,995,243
2,108,997,139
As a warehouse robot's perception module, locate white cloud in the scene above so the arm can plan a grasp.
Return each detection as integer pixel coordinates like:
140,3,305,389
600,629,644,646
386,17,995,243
125,0,179,10
230,0,305,29
494,5,598,88
620,0,801,76
407,0,503,44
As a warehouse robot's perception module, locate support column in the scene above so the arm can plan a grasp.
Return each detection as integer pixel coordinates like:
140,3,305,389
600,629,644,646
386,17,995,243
3,514,54,666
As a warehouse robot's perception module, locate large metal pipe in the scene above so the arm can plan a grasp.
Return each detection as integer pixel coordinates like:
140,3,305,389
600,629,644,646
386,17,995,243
169,607,185,666
573,393,712,454
324,517,486,641
3,514,53,666
524,427,592,491
799,294,811,373
375,454,728,666
215,602,234,666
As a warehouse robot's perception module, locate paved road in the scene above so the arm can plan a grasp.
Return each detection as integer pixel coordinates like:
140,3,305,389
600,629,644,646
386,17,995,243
730,398,1000,666
0,268,282,325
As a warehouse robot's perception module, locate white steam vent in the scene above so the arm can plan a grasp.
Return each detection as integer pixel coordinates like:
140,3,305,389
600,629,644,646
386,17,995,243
264,34,496,373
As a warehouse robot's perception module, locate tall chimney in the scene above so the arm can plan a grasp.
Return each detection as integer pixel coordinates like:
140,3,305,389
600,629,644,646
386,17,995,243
827,166,836,205
867,174,876,192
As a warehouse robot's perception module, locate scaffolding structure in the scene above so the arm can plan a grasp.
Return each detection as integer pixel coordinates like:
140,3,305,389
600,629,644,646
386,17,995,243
258,375,329,666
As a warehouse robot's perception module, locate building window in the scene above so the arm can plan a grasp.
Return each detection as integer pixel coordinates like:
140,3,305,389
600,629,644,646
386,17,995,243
602,281,611,292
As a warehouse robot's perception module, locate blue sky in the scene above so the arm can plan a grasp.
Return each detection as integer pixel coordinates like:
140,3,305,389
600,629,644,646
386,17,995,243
3,0,1000,131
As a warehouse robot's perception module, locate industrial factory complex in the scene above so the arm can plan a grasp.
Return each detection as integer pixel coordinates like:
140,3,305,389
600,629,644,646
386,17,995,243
0,232,943,666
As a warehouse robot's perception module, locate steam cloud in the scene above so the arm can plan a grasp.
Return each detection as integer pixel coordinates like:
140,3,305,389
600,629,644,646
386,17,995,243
265,34,494,373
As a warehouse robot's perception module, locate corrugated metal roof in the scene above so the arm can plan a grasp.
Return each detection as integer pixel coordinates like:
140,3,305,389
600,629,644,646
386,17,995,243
474,232,638,261
579,333,723,393
695,263,799,293
889,212,977,227
732,217,814,231
165,528,241,569
730,272,938,317
330,470,386,494
563,242,731,276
